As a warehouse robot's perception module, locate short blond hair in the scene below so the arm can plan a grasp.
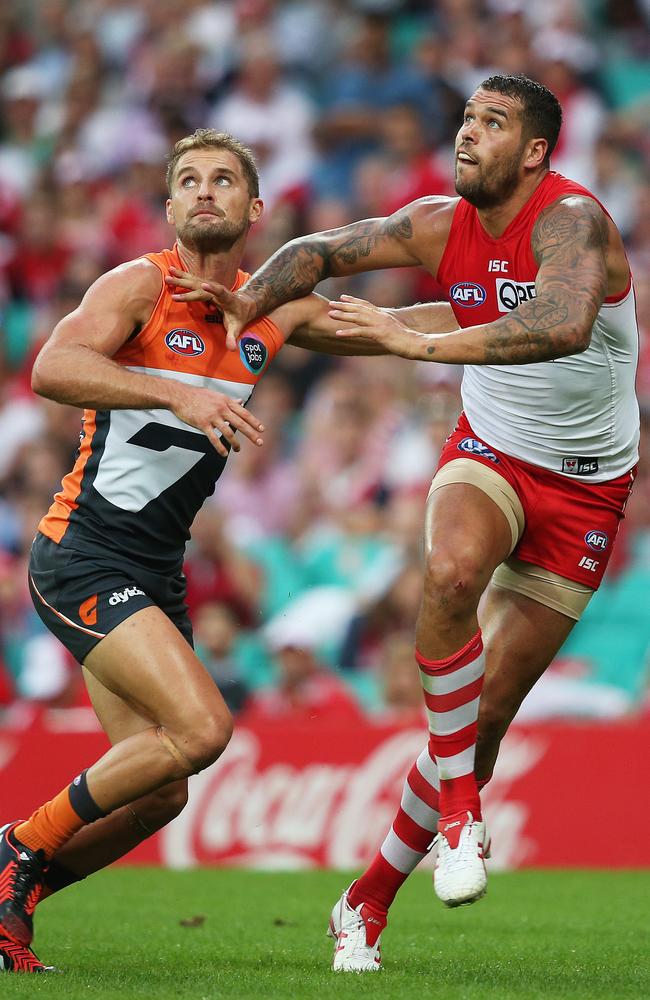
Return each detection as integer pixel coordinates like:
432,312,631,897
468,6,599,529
166,129,259,197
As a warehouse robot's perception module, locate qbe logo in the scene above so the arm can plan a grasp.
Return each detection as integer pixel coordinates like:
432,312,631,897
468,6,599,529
496,278,536,313
457,437,499,463
450,281,486,307
584,530,609,552
165,329,206,356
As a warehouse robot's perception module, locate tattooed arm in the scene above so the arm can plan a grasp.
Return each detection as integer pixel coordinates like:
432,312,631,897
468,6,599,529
166,198,453,349
242,206,420,309
331,197,610,365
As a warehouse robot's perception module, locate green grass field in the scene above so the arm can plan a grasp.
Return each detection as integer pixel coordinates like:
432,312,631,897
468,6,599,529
2,869,649,999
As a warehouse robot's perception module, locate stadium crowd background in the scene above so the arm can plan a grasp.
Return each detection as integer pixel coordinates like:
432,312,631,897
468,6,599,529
0,0,648,726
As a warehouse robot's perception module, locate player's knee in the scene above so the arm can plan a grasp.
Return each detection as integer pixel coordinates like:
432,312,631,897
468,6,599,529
423,545,486,610
183,709,234,772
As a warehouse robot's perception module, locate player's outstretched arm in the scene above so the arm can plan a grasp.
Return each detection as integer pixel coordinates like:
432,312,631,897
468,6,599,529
283,294,457,355
332,197,609,365
168,199,451,348
165,236,457,356
31,261,264,456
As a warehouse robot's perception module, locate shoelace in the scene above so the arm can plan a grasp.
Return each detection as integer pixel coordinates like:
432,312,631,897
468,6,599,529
9,849,44,910
438,824,482,871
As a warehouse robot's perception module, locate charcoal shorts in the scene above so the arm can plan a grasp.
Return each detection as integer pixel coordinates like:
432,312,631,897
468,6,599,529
29,532,193,664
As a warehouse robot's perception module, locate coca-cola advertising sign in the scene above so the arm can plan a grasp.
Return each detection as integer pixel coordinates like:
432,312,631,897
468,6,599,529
2,713,649,868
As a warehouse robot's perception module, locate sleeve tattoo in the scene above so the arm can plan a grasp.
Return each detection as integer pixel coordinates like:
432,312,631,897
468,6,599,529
242,210,415,313
479,197,609,364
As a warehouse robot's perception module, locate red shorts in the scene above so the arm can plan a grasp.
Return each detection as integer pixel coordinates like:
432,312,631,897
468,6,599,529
437,414,635,589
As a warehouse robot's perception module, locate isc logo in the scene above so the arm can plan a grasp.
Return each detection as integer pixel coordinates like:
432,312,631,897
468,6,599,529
165,329,206,356
584,530,609,552
450,281,486,307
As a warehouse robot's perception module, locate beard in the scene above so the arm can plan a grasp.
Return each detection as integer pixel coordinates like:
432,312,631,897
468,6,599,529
454,143,525,209
177,213,249,253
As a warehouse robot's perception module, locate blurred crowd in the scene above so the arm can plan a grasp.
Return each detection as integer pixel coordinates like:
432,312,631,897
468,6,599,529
0,0,648,726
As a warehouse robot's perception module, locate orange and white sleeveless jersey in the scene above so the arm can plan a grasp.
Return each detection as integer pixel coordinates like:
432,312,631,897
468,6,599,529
38,246,284,572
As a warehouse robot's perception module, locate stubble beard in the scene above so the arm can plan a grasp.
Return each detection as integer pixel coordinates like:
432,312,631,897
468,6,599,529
455,144,525,210
177,215,249,254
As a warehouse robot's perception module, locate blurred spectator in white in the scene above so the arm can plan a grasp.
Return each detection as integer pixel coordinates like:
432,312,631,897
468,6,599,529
214,373,304,540
210,32,316,210
340,558,422,673
246,587,363,721
24,0,74,98
532,35,606,185
580,132,642,238
49,65,166,182
88,0,148,72
0,65,51,197
513,656,633,721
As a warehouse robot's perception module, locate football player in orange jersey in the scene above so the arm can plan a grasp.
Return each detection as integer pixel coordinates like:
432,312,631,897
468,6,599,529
0,129,396,973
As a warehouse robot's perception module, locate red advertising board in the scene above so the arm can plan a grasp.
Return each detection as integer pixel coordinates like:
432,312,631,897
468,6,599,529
1,708,649,869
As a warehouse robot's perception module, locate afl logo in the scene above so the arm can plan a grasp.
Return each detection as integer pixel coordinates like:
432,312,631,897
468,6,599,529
239,334,268,374
450,281,486,307
584,530,609,552
165,329,205,356
457,437,499,463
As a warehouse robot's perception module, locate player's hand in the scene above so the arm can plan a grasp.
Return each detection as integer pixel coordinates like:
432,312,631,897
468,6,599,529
166,268,257,351
197,282,257,351
329,295,420,358
171,385,264,457
166,268,214,303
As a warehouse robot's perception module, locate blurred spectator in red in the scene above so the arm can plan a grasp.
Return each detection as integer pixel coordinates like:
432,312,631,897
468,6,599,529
6,194,70,305
245,616,362,723
183,505,262,626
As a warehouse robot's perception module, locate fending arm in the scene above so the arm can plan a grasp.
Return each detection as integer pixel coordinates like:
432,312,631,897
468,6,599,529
331,197,609,365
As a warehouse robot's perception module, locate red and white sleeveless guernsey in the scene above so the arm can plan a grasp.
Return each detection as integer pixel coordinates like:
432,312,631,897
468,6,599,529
38,246,284,573
436,171,639,482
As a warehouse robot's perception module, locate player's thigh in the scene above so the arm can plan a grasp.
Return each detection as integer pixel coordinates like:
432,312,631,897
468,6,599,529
82,665,154,744
479,582,577,724
83,605,230,740
424,481,513,585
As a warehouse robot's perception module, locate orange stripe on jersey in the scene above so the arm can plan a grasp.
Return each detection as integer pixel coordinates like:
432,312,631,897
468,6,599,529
39,409,98,544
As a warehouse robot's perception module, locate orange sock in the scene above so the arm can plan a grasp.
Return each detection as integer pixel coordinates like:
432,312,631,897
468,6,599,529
15,790,87,859
14,770,106,860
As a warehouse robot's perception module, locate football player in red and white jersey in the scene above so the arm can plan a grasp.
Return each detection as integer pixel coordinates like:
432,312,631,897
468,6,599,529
183,75,639,971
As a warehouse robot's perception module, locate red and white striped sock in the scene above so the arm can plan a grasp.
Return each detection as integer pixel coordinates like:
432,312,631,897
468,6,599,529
417,630,484,820
348,742,440,914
